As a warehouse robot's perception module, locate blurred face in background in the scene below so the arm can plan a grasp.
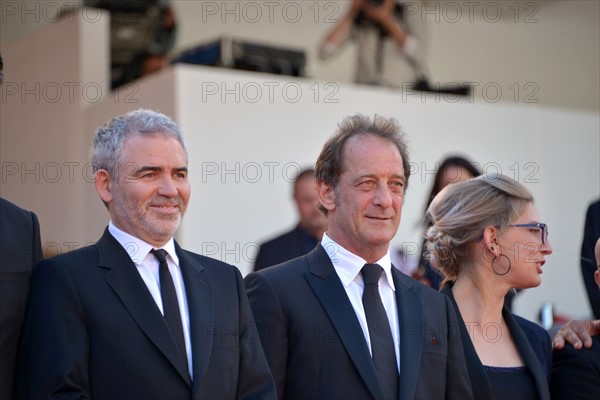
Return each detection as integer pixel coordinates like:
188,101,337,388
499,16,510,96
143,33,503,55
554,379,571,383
439,165,474,189
295,174,327,238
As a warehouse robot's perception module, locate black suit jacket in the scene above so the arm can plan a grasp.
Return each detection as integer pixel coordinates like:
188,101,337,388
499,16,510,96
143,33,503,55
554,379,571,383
0,198,42,400
581,199,600,318
551,335,600,400
253,225,318,271
441,285,552,400
245,246,474,400
18,228,275,399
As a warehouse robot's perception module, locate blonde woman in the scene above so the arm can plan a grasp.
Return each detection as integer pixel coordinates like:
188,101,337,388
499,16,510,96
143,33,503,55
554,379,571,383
426,174,553,399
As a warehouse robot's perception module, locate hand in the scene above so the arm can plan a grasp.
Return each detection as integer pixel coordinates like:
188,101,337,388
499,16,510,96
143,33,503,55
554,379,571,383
361,0,397,24
350,0,367,17
361,0,409,49
553,319,600,350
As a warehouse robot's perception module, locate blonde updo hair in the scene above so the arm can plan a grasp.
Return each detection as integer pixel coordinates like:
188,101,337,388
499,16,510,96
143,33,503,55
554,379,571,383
425,173,533,286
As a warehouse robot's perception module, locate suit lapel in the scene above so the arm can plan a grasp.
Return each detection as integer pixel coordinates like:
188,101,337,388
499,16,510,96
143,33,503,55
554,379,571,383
176,244,214,396
392,269,423,400
441,284,495,399
503,309,550,400
304,247,385,400
442,284,550,400
97,229,192,387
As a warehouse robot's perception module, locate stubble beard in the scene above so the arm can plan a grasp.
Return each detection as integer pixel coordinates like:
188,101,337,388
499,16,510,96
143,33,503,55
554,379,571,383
112,190,185,242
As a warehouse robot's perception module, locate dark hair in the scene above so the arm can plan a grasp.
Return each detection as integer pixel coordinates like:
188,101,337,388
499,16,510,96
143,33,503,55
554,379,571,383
315,114,410,214
423,156,480,221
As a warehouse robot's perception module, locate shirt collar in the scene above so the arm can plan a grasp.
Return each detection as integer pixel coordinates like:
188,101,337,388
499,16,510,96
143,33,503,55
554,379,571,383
108,222,179,266
321,232,395,291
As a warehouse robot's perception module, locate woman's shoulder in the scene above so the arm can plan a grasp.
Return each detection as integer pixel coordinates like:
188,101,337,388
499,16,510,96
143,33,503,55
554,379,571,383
511,313,549,339
508,311,552,368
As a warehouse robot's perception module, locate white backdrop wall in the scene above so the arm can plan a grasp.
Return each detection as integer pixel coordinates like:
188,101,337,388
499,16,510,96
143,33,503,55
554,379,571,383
174,65,599,323
170,0,600,112
1,1,599,112
0,9,598,326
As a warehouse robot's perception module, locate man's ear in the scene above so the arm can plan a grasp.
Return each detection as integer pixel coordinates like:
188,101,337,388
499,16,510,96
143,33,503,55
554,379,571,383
95,169,114,207
594,270,600,290
317,181,336,213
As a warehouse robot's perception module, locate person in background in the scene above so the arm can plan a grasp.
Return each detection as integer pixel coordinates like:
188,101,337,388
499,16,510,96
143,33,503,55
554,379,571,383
551,236,600,399
17,109,275,399
80,0,177,88
426,173,553,399
0,52,44,400
319,0,426,88
552,200,600,350
254,168,327,271
246,114,473,399
418,155,480,289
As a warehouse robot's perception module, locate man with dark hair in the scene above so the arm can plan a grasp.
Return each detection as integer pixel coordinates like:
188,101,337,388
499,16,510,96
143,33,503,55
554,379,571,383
254,168,327,271
0,51,44,400
18,109,275,399
245,114,474,399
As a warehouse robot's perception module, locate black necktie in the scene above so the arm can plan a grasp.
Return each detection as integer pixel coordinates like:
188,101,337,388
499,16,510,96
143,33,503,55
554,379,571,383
361,263,399,400
151,249,187,368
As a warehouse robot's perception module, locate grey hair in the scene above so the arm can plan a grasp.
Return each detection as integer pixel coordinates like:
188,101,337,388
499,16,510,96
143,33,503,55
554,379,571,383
90,108,187,177
315,114,410,215
425,173,534,286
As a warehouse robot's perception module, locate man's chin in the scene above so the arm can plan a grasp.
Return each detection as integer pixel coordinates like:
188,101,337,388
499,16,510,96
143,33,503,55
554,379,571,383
146,220,180,237
367,233,395,248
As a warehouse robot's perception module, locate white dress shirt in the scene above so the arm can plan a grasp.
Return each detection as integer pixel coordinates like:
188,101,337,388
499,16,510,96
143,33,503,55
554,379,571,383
321,233,400,373
108,222,193,377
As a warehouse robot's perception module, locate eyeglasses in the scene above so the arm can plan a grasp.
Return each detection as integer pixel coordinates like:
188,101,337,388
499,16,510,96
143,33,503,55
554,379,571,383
505,223,549,244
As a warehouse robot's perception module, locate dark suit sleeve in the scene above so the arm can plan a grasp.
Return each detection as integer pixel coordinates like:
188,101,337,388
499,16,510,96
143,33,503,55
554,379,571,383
17,258,90,399
581,200,600,318
0,202,42,400
551,343,600,400
233,268,277,399
253,244,270,272
244,272,288,399
31,211,42,266
541,328,553,379
442,295,475,400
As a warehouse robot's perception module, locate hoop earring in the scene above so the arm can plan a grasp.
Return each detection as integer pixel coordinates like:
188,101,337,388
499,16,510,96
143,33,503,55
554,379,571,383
492,254,511,276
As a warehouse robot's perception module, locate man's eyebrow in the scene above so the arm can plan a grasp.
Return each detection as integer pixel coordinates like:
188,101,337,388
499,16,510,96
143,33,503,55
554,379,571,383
132,166,161,176
352,173,405,182
130,166,188,176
